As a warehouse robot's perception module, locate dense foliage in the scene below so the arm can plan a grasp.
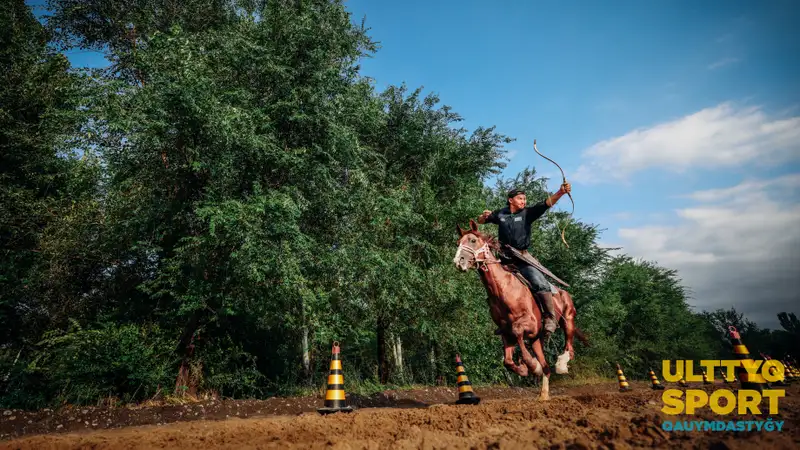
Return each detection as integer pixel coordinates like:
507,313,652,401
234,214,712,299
1,0,796,409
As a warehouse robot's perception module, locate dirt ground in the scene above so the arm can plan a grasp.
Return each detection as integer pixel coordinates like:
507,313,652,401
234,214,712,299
1,381,797,449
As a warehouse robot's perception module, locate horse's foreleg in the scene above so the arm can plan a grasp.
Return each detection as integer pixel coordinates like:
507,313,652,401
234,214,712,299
516,333,542,377
531,338,551,401
502,334,528,377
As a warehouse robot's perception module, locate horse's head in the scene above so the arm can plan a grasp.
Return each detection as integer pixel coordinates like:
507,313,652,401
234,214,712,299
453,219,497,271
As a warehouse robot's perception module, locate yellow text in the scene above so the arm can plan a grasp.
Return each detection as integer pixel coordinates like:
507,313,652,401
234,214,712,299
662,359,784,383
661,388,785,415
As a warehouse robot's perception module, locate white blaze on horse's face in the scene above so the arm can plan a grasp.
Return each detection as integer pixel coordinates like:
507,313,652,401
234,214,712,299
453,243,469,271
453,235,479,271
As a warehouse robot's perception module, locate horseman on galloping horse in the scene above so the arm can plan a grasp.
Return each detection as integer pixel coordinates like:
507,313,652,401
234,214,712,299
477,182,572,342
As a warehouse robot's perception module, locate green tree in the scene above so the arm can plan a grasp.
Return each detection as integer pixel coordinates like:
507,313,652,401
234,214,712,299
579,256,723,377
0,0,96,348
2,0,772,408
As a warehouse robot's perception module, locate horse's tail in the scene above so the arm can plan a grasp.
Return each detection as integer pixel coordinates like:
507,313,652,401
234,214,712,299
574,327,590,347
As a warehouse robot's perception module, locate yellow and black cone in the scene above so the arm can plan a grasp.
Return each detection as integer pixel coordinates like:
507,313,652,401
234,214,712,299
727,326,766,393
783,360,797,383
616,363,631,392
454,354,480,405
788,358,800,381
768,364,788,386
317,341,354,415
719,367,734,385
678,377,688,388
701,369,712,385
648,368,664,390
761,353,787,387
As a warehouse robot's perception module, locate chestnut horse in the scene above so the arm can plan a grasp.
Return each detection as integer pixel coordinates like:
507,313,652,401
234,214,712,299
453,219,588,400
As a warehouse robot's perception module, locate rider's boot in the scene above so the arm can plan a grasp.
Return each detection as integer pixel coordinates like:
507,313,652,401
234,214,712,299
536,291,558,341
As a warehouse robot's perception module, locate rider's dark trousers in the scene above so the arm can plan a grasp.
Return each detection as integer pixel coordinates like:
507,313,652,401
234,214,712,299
518,263,551,293
500,255,551,293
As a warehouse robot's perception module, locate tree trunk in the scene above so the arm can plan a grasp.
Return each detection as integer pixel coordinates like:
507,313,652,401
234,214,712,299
392,335,403,378
302,325,311,378
377,316,389,384
174,313,201,397
432,343,444,385
174,335,197,397
2,348,22,383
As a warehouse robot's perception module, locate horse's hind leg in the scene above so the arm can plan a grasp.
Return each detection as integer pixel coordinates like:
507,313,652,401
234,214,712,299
554,290,576,375
531,338,551,401
555,315,575,375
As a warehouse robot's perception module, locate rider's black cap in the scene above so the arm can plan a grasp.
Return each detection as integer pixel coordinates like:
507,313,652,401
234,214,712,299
507,188,525,198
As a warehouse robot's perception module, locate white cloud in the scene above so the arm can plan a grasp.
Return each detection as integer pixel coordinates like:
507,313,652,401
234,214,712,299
573,102,800,184
708,57,741,70
680,173,800,203
609,175,800,329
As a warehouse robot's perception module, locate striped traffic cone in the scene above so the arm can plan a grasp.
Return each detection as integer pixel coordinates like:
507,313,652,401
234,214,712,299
616,363,631,392
317,341,354,415
678,377,688,388
727,326,767,393
761,353,787,387
783,360,797,383
701,369,712,385
648,368,664,390
454,354,480,405
718,367,734,385
789,357,800,381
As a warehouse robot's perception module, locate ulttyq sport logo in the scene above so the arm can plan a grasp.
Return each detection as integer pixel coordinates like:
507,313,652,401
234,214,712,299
659,358,787,432
658,326,792,433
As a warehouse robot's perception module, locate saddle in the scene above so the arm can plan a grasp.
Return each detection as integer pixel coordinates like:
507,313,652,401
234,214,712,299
500,245,570,288
502,263,560,295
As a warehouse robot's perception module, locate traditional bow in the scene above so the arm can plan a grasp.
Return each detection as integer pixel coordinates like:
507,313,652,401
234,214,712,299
533,139,574,248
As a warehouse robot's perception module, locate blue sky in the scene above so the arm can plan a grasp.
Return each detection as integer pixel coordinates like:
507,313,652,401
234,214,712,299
342,0,800,328
341,0,799,217
28,0,799,328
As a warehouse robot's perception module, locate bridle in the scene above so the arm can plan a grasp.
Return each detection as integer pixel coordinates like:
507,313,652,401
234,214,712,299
457,240,500,271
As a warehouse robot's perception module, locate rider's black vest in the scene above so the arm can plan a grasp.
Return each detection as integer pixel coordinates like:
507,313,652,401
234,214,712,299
486,201,550,251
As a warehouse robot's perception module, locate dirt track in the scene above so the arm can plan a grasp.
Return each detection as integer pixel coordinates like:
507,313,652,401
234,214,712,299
1,381,798,449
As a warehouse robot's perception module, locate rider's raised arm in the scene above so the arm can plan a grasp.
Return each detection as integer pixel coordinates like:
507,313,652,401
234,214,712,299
524,200,551,225
478,208,501,225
